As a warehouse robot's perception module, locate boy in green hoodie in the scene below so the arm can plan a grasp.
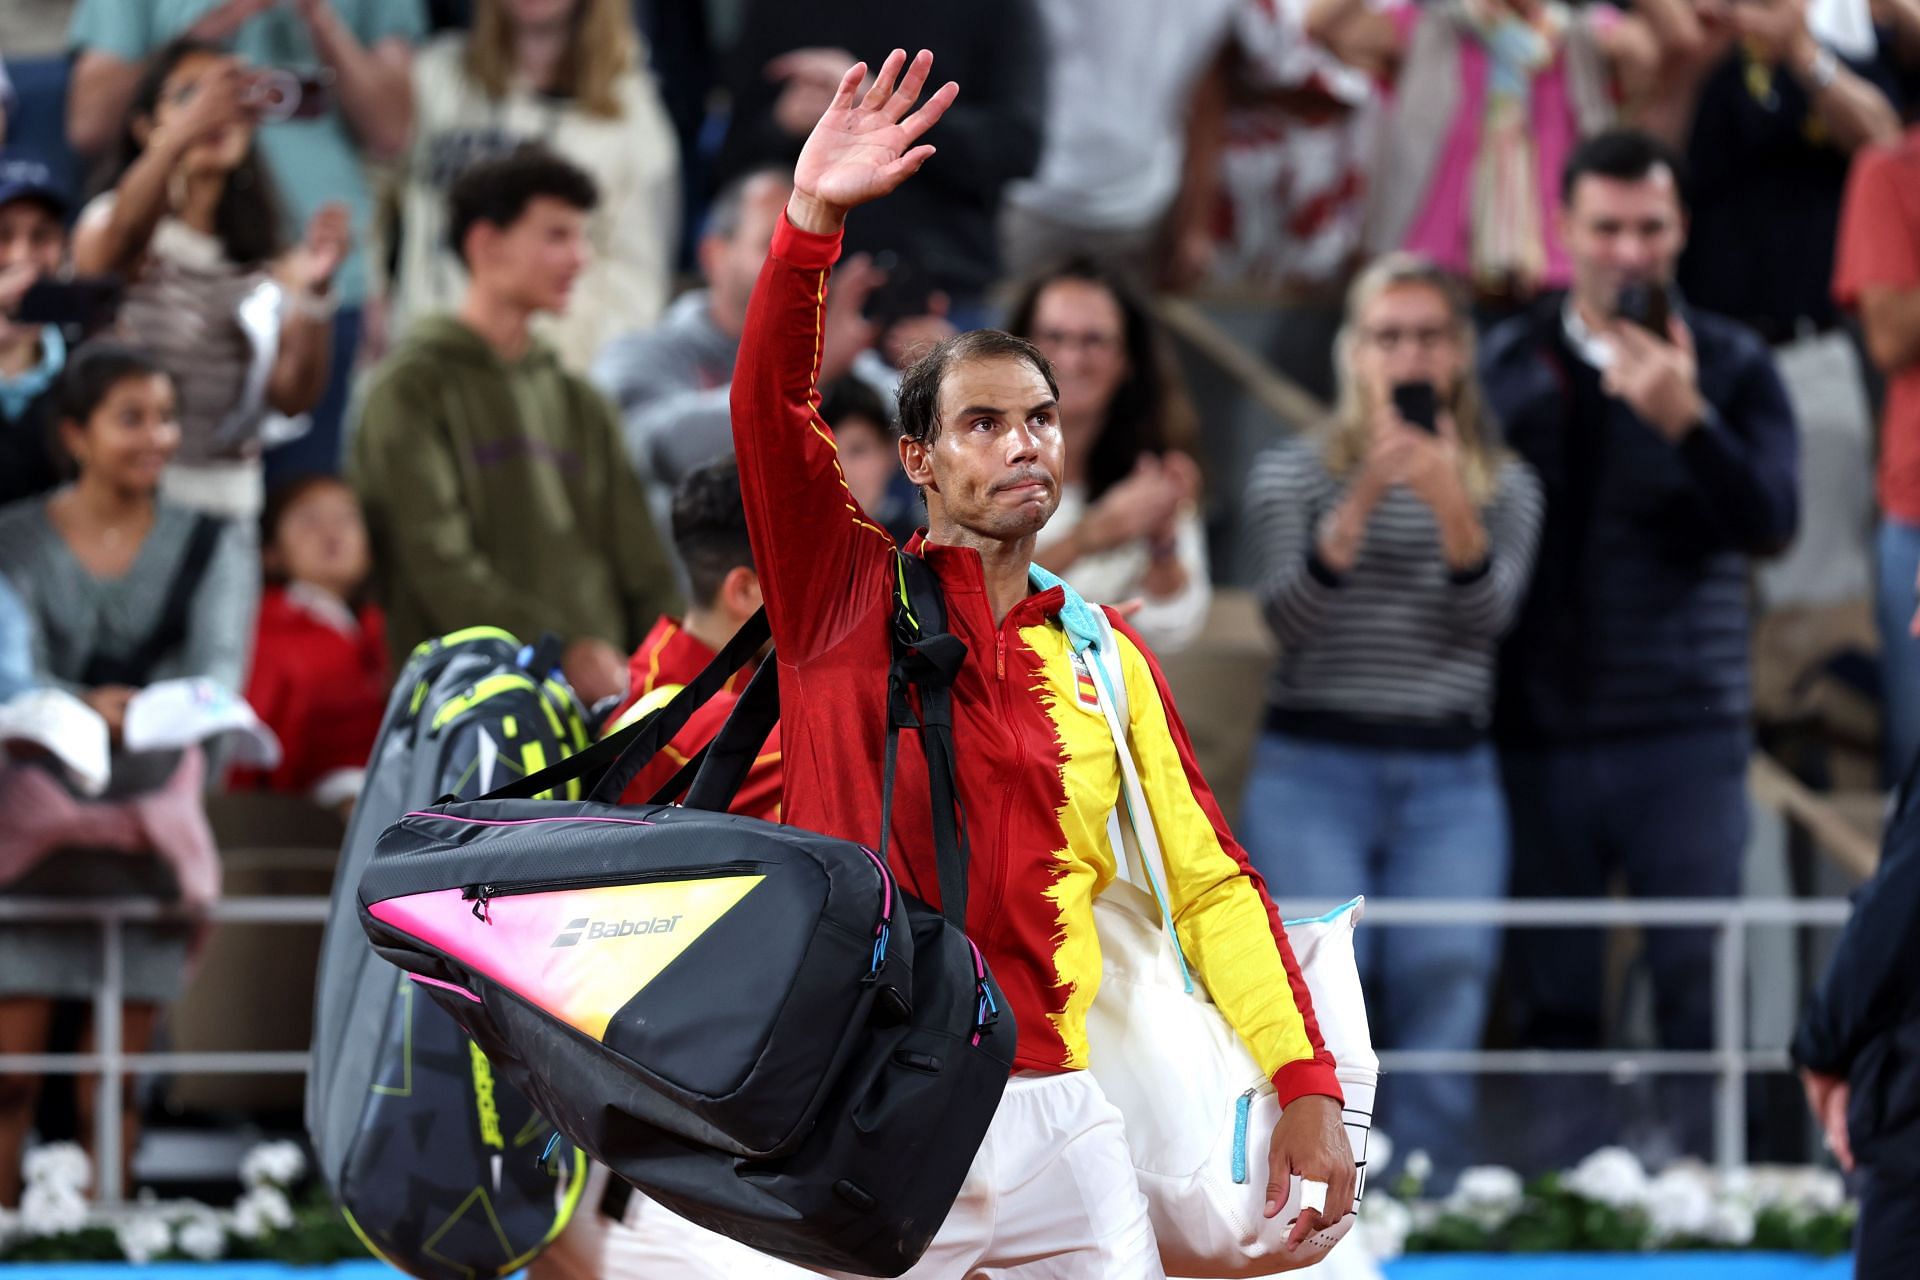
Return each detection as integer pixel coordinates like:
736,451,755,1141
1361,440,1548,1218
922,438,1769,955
352,146,679,704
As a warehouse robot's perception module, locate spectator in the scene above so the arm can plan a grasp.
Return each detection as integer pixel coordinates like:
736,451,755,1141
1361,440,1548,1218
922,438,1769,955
1679,0,1901,344
1480,129,1798,1167
999,0,1237,289
66,0,429,483
1793,723,1920,1279
389,0,680,375
600,458,781,820
0,152,71,508
819,374,918,546
712,0,1045,318
1010,257,1212,653
592,167,885,511
1312,0,1674,315
351,146,679,707
230,474,386,813
0,342,253,1205
71,41,348,523
1240,253,1544,1185
1834,114,1920,779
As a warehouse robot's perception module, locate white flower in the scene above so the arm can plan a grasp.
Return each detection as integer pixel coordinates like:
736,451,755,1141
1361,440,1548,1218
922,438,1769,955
1563,1147,1651,1211
1704,1198,1757,1247
1647,1166,1716,1242
175,1211,227,1261
231,1185,294,1240
239,1140,307,1191
1361,1194,1412,1260
114,1212,173,1264
1367,1129,1395,1177
22,1142,92,1194
1446,1165,1525,1229
0,1201,17,1247
18,1181,90,1237
1795,1168,1847,1214
1402,1149,1433,1186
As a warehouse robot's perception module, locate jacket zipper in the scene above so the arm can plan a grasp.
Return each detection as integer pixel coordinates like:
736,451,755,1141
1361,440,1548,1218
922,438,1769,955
461,861,761,921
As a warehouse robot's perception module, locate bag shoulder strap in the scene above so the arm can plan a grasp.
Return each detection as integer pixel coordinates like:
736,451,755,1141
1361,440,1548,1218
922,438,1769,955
83,513,224,686
883,550,972,928
1085,611,1194,992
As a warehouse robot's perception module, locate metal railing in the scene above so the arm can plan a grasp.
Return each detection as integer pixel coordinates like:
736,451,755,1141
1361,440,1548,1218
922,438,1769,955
0,893,1853,1201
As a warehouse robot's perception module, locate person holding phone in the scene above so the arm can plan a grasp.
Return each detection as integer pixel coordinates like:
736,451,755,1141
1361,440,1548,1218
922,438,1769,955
1241,251,1542,1188
1479,129,1798,1168
0,154,74,508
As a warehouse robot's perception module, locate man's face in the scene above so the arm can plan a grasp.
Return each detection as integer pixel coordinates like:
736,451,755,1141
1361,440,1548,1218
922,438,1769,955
479,196,591,315
902,355,1063,544
1559,168,1688,319
702,177,792,321
0,199,65,279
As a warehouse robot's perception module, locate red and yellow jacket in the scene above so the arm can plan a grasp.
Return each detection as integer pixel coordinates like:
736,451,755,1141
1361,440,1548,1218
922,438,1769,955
602,616,783,822
730,215,1339,1105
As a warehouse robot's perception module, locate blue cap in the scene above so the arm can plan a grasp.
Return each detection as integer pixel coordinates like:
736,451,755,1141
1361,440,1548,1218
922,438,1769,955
0,154,70,220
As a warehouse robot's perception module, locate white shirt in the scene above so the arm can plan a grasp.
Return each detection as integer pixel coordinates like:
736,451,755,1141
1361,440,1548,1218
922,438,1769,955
1040,482,1212,654
1006,0,1241,232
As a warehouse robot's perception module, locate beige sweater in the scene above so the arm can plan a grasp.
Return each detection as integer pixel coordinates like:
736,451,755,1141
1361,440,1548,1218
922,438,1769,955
388,34,680,374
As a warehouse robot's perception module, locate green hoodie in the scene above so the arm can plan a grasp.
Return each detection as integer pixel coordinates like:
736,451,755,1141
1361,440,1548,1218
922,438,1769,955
351,315,680,666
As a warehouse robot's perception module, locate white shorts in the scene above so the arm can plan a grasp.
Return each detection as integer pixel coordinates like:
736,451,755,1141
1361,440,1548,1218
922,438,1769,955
530,1071,1164,1280
818,1069,1165,1280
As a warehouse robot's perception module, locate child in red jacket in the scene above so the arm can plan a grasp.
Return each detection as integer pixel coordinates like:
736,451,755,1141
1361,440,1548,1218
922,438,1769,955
233,476,389,811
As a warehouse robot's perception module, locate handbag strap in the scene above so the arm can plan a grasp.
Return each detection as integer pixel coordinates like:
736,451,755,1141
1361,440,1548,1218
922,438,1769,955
1082,612,1194,993
882,550,972,929
479,607,770,802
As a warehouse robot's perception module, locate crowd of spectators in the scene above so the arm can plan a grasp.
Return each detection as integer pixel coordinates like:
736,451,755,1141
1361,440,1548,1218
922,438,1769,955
0,0,1916,1204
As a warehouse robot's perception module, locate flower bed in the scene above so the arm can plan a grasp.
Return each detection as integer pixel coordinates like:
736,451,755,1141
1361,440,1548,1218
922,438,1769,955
0,1143,1855,1268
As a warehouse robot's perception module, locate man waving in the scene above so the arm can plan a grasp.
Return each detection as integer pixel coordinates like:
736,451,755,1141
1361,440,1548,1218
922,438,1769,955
731,49,1355,1276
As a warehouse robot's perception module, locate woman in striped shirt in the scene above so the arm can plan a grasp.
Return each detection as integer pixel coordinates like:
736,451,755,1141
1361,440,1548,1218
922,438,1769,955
1239,252,1543,1186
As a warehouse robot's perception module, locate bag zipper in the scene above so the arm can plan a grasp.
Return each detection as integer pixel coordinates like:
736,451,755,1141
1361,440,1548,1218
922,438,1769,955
967,938,999,1046
461,861,761,922
1232,1087,1257,1185
859,846,894,977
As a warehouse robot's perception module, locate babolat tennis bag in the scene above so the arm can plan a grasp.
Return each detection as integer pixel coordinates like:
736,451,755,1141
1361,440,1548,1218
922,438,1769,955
356,554,1016,1276
308,627,591,1277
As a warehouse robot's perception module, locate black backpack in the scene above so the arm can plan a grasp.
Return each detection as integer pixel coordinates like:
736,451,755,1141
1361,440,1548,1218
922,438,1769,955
307,628,592,1278
356,553,1014,1276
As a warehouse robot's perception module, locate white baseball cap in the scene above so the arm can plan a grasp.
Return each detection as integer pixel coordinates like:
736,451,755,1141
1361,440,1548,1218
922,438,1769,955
0,687,113,796
123,677,283,769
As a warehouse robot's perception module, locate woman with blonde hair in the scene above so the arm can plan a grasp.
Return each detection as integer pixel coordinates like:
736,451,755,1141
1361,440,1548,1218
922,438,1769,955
1239,252,1544,1185
388,0,678,372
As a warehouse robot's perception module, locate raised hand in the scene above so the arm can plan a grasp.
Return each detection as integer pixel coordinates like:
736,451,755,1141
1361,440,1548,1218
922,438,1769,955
787,49,959,235
281,201,352,296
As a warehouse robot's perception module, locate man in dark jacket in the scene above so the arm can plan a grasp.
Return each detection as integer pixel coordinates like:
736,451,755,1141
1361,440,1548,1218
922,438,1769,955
1479,129,1799,1166
1795,750,1920,1278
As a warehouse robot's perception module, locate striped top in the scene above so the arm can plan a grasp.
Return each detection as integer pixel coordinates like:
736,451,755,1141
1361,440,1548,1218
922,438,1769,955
1244,437,1545,744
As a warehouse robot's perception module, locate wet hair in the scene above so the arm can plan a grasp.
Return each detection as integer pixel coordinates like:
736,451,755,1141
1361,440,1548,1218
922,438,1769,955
1004,255,1199,502
56,341,170,426
1561,129,1690,210
671,458,755,609
820,375,896,441
446,144,600,266
895,330,1059,448
103,38,289,266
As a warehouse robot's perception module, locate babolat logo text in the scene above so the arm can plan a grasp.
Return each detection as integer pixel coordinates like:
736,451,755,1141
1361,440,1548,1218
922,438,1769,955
550,915,684,947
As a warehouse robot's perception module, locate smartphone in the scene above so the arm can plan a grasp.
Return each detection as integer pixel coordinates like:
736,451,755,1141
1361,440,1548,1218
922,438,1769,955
247,68,334,123
1616,281,1673,339
1391,381,1440,434
15,277,123,331
862,251,935,330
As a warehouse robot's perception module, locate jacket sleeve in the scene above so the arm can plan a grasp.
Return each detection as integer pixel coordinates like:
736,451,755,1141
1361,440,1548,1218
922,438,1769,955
353,369,562,642
1676,337,1801,556
730,213,898,663
1109,612,1343,1106
1793,779,1920,1073
1448,457,1545,638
